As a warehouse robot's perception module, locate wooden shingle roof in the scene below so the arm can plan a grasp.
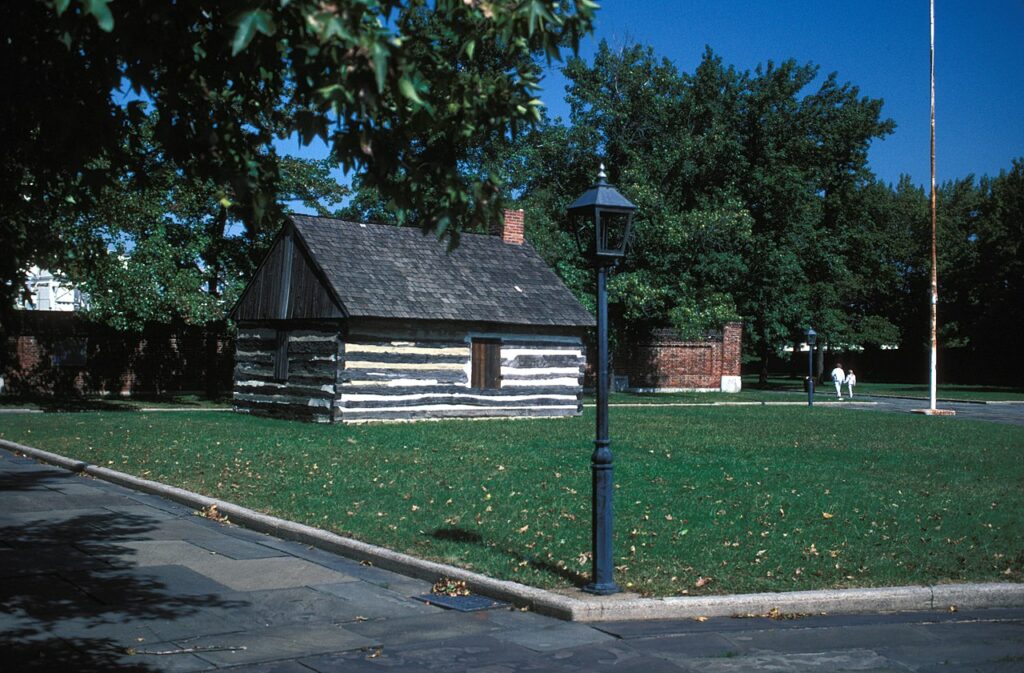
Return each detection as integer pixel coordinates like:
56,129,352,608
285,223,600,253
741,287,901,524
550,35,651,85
280,215,594,328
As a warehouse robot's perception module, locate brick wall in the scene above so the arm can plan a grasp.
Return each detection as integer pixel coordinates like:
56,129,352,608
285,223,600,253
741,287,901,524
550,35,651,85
616,322,743,392
1,311,233,397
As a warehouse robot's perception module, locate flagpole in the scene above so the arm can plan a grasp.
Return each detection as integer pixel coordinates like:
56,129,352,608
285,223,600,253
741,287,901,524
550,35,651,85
929,0,938,412
916,0,954,417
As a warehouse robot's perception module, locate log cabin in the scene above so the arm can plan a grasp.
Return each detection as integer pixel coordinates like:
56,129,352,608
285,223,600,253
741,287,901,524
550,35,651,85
229,211,594,422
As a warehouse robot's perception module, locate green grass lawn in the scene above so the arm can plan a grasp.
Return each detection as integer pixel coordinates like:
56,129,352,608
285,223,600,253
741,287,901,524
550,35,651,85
2,406,1021,597
744,375,1024,402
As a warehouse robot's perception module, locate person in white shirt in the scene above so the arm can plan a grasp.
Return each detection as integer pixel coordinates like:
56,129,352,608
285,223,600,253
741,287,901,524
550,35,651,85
845,370,857,398
830,364,846,399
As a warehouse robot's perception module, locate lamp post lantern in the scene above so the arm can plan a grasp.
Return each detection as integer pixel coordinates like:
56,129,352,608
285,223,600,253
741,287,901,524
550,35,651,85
806,328,817,407
567,164,636,596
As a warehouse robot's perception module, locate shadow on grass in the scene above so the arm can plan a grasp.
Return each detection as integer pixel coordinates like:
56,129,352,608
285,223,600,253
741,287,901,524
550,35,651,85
0,463,243,671
428,527,589,588
0,393,230,412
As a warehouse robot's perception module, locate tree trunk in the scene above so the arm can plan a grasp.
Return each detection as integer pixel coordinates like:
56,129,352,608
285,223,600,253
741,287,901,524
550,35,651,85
758,333,770,385
204,207,228,399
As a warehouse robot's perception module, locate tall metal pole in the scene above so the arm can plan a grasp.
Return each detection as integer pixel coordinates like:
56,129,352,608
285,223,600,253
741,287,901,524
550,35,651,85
585,262,620,595
807,340,815,407
929,0,938,411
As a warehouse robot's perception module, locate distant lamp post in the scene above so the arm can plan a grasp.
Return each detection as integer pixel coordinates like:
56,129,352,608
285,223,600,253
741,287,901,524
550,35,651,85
567,163,637,595
806,328,817,407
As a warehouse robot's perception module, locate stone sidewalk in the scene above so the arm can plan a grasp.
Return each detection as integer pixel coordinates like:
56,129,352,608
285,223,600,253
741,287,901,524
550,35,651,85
2,447,1022,672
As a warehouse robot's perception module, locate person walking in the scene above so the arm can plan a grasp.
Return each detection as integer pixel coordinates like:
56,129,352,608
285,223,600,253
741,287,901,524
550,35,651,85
845,369,857,398
830,363,846,399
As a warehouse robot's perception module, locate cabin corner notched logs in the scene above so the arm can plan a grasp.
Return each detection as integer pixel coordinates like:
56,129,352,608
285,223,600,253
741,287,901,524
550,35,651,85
232,325,340,423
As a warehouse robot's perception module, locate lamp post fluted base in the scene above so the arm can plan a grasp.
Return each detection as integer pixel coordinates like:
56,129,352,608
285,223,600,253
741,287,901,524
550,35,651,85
582,580,622,596
585,440,619,596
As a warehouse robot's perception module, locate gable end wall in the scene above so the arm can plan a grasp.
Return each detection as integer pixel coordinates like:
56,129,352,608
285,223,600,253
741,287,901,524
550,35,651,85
233,323,339,423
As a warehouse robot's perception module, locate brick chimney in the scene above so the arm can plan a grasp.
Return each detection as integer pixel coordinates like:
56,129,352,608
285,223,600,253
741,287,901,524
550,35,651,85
499,208,525,245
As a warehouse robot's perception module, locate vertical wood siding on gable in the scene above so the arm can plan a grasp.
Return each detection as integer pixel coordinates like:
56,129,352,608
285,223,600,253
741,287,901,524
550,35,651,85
231,227,343,321
233,325,339,423
337,323,584,422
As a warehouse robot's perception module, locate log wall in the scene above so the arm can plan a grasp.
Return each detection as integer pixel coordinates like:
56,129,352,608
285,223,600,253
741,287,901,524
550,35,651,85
337,321,584,422
233,323,340,423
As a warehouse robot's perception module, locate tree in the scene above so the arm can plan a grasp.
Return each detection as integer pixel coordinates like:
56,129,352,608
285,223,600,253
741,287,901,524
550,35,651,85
54,114,349,332
512,43,893,382
971,160,1024,381
0,0,597,318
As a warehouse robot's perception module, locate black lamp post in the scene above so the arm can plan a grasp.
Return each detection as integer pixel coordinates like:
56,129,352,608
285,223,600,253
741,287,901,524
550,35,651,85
567,164,637,596
806,328,817,407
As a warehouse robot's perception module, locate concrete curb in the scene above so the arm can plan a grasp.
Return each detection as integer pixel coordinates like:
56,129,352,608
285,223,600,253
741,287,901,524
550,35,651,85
585,401,879,408
3,438,1022,623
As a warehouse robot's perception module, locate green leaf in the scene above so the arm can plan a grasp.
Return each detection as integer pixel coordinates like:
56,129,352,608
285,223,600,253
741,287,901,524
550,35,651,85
82,0,114,32
398,76,425,106
53,0,72,16
372,43,389,93
231,9,276,56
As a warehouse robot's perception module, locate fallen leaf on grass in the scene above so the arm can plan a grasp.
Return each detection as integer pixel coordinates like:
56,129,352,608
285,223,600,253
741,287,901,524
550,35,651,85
695,576,712,588
822,512,834,519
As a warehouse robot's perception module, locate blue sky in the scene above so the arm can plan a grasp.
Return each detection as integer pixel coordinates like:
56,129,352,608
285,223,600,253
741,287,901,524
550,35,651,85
542,0,1024,188
277,0,1024,191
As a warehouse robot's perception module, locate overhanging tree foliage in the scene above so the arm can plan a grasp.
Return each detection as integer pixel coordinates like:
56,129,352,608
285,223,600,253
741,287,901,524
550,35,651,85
1,0,597,318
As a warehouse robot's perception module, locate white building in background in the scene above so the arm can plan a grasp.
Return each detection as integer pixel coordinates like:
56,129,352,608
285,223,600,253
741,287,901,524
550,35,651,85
15,266,89,312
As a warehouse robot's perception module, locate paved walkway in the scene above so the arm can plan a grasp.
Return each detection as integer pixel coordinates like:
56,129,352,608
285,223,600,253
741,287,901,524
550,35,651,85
2,447,1022,672
851,395,1024,426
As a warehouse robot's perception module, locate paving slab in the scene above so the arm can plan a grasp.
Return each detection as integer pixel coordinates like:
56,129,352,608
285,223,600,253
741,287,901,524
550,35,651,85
112,540,358,591
543,644,691,673
492,620,615,652
115,640,220,672
342,611,509,647
180,622,380,667
214,586,372,629
312,580,442,619
211,662,318,673
299,634,555,673
677,649,906,673
186,534,289,560
0,542,110,576
877,640,1024,672
623,631,745,659
720,622,940,653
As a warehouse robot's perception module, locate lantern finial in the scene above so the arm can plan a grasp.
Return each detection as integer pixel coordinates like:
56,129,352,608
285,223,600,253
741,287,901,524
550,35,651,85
597,163,608,183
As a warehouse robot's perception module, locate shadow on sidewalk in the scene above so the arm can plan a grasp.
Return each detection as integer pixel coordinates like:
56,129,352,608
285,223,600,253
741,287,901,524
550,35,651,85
0,468,242,671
